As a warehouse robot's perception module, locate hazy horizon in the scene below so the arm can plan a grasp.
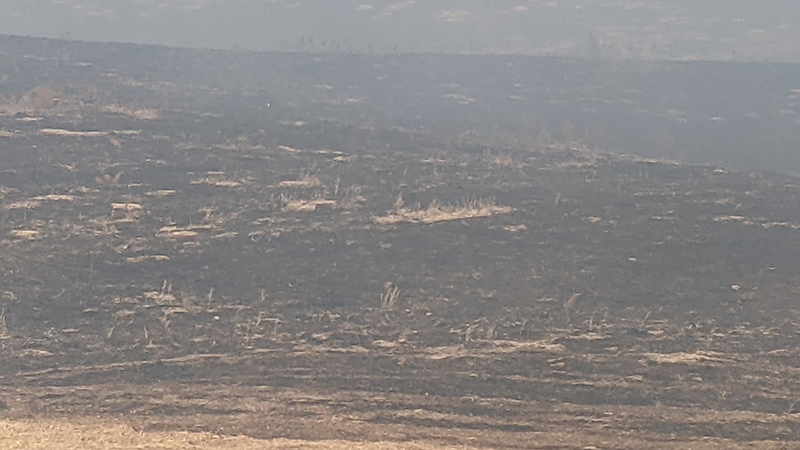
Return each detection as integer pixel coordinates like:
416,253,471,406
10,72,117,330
2,1,800,61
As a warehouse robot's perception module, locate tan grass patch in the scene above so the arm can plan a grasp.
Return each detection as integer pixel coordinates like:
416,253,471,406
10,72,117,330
278,174,321,189
111,130,142,136
4,200,42,210
5,195,75,210
643,351,733,365
374,198,512,225
126,255,170,263
502,224,527,233
10,230,39,240
156,225,213,239
0,417,483,450
714,215,748,223
620,154,684,166
425,340,565,360
762,221,800,230
191,178,242,189
0,85,59,115
711,215,800,229
40,128,107,138
101,104,159,120
484,151,515,167
111,203,142,211
282,198,336,212
146,190,177,197
32,194,75,202
20,349,54,358
190,171,247,189
0,85,158,120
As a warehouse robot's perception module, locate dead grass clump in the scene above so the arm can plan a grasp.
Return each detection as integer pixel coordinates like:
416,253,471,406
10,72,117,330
31,194,75,202
157,225,213,239
281,195,336,212
762,221,800,230
502,224,527,233
714,215,748,223
425,339,565,360
483,149,516,167
643,351,732,365
96,172,123,188
278,174,322,189
0,417,483,450
4,200,41,210
191,172,246,189
0,308,8,338
712,215,800,229
619,153,684,166
145,280,177,306
146,189,176,197
0,85,59,116
0,85,158,120
101,104,159,120
126,255,170,263
374,197,512,225
111,202,142,212
191,178,242,189
381,282,401,309
40,128,107,138
10,229,39,240
278,145,300,153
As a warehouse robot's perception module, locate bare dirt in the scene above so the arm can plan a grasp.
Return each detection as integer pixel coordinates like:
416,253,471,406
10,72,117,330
1,37,800,449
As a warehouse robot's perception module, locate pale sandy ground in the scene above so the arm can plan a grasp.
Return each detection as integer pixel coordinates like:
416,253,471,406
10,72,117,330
2,416,796,450
0,418,485,450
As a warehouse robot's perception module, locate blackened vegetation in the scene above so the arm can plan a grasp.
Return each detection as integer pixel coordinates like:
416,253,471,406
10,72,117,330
0,36,799,448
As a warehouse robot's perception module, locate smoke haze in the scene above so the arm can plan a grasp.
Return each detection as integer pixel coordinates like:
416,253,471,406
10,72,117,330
3,1,800,61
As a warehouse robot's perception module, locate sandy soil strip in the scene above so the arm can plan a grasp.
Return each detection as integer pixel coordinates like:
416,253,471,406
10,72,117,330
0,418,483,450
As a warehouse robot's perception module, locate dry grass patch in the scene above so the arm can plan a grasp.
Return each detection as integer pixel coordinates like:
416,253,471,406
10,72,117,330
278,174,321,189
4,200,40,210
374,198,512,225
40,129,107,138
425,340,565,361
100,104,159,120
643,351,733,365
157,225,213,239
146,190,177,197
9,230,39,240
713,215,800,229
0,417,491,450
502,224,527,233
3,194,76,211
0,85,60,116
111,203,142,212
0,85,159,120
32,194,75,202
190,172,248,189
126,255,170,263
191,178,243,189
281,195,336,212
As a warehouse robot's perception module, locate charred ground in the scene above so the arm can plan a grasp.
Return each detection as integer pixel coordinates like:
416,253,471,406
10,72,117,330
0,36,799,449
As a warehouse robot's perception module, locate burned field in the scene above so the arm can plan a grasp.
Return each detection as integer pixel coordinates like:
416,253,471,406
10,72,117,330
1,39,800,449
